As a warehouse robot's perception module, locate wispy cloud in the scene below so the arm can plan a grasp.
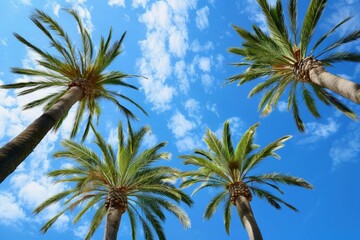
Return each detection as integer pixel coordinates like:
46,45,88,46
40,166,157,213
168,110,195,138
330,122,360,170
0,38,8,46
108,0,125,7
132,0,149,8
195,6,210,31
298,118,339,145
0,192,26,227
136,0,197,111
277,101,288,112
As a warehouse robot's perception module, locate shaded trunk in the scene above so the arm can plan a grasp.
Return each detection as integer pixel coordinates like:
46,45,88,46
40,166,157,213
235,196,263,240
104,206,123,240
309,65,360,104
0,86,82,183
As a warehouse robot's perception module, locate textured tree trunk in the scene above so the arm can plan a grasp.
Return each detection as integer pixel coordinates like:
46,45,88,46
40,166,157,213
235,196,263,240
309,65,360,104
0,86,82,183
104,206,123,240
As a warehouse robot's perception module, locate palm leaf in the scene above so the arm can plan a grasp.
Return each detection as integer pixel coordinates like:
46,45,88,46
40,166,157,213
204,191,228,219
300,0,327,56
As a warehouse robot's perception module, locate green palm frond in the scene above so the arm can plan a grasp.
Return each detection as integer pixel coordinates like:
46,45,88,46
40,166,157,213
181,120,311,234
204,191,228,219
223,196,232,234
250,187,298,211
229,0,358,132
310,16,352,55
1,8,146,140
35,122,190,239
288,0,297,42
242,135,291,177
320,52,360,64
246,173,313,189
316,29,360,58
300,0,327,56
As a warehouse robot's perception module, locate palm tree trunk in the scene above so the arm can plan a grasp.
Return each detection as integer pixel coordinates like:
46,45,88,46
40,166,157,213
309,65,360,103
0,86,82,183
235,196,263,240
104,206,123,240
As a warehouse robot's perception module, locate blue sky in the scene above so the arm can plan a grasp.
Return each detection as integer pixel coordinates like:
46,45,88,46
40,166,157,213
0,0,359,239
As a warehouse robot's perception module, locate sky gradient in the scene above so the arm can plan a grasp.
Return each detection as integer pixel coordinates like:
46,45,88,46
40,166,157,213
0,0,359,239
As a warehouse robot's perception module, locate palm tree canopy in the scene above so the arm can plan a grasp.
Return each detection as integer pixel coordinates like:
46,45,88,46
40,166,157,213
34,121,192,240
0,9,147,140
228,0,360,131
180,120,313,234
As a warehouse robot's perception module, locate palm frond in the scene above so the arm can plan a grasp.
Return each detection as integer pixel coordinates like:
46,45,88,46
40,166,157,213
223,196,232,234
250,187,298,211
242,135,291,178
288,0,297,43
316,29,360,58
310,16,352,55
204,191,228,219
84,206,106,240
300,0,327,56
247,173,313,189
320,52,360,64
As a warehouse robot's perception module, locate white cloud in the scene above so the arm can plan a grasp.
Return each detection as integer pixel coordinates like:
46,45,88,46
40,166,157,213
167,111,195,138
215,54,224,68
198,57,211,72
108,126,118,147
140,1,171,31
132,0,149,8
277,101,288,112
53,3,61,16
184,98,200,115
189,39,214,53
174,60,190,93
201,74,213,91
175,135,203,152
168,26,188,58
330,122,360,170
206,102,219,117
21,0,31,5
0,38,8,46
298,118,339,145
195,6,210,31
74,221,90,239
0,192,26,226
238,0,268,32
137,0,196,111
184,98,202,124
143,131,158,148
108,0,125,7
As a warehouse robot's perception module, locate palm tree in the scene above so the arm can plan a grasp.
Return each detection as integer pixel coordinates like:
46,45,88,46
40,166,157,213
228,0,360,131
0,9,146,183
34,121,192,240
180,120,313,240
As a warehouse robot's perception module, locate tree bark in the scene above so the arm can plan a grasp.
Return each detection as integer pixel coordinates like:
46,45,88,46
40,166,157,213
104,206,123,240
309,66,360,104
235,196,263,240
0,86,82,183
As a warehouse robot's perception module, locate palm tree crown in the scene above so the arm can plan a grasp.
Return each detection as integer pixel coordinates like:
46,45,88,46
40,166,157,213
0,9,147,183
229,0,360,131
34,122,192,240
180,120,313,237
1,9,146,140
